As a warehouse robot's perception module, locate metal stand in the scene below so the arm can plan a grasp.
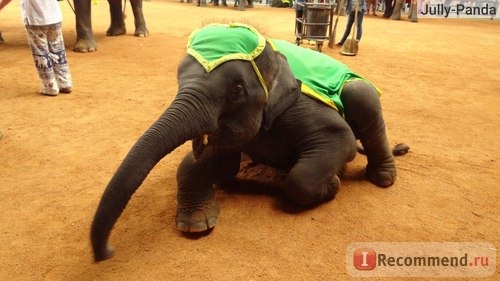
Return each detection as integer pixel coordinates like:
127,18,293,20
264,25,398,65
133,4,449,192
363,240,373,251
295,1,335,52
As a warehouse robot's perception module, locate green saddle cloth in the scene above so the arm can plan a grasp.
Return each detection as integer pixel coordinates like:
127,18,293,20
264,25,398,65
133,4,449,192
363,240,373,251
187,23,379,115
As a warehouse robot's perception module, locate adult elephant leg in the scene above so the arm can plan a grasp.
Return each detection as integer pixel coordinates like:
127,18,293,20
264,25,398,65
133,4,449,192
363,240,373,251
106,0,126,36
73,0,97,52
282,119,356,206
130,0,149,36
341,80,396,187
176,150,241,233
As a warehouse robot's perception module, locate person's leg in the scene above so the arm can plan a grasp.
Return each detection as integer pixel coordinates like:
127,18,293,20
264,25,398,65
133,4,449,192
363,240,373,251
338,12,355,44
25,25,59,96
47,23,72,93
356,11,364,42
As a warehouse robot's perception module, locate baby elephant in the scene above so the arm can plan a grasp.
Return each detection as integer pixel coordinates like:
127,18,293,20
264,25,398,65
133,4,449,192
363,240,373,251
91,23,404,262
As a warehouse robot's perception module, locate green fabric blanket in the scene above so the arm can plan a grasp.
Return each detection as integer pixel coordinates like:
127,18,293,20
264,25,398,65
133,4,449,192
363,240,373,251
187,23,379,116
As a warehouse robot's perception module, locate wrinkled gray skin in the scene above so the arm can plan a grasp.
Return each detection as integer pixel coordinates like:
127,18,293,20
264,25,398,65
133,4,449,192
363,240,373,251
90,43,396,262
73,0,149,52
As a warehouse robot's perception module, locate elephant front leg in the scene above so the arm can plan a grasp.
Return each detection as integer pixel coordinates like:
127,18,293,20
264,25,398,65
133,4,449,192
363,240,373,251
73,0,97,52
176,151,240,233
130,0,149,37
106,0,127,36
341,80,397,187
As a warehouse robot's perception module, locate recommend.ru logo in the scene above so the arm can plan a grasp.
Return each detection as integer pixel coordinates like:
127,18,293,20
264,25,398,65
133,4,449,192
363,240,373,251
346,242,496,277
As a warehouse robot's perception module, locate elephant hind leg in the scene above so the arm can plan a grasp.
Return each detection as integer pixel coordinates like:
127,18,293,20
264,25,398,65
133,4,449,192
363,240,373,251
283,125,356,206
285,172,341,206
341,80,396,187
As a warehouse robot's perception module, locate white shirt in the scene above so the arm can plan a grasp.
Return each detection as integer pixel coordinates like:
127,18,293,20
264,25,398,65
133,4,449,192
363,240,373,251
21,0,63,25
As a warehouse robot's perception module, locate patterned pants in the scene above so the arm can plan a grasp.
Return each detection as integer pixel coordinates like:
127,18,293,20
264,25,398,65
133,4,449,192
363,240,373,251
25,22,72,95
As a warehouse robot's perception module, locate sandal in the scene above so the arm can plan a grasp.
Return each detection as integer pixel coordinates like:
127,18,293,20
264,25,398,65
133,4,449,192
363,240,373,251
59,87,72,94
40,91,58,96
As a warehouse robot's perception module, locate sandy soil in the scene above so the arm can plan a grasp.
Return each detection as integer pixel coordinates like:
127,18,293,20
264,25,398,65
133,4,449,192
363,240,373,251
0,1,499,280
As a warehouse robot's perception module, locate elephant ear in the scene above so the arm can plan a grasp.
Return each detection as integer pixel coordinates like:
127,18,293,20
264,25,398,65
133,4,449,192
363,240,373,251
260,50,301,131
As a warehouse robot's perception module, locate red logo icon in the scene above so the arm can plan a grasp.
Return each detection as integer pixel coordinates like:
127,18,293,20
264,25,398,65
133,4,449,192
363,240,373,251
353,248,377,270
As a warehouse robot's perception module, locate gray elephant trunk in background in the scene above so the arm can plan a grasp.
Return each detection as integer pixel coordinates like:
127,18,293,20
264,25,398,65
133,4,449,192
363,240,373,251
90,93,219,261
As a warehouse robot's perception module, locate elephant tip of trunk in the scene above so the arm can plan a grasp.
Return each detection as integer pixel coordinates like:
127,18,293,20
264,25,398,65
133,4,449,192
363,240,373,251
93,244,115,263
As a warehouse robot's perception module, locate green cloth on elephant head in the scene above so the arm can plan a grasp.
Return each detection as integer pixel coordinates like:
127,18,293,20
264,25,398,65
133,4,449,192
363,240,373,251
187,23,269,100
187,23,266,72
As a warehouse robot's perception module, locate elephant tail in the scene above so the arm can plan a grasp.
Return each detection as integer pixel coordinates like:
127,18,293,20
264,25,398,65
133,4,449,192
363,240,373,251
357,142,410,156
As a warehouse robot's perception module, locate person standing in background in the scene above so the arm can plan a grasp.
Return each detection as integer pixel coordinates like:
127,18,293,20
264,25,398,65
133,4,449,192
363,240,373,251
0,0,72,96
335,0,366,46
366,0,377,15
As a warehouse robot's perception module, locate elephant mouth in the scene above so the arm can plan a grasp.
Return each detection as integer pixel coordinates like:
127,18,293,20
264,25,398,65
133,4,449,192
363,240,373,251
193,122,250,160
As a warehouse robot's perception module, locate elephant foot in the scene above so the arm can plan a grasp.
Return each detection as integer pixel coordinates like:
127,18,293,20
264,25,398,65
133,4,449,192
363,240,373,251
176,194,220,233
73,37,97,53
106,25,127,36
134,27,150,37
365,158,396,187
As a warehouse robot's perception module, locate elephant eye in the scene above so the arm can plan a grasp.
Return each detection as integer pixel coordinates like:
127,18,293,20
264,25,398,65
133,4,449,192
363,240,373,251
228,84,244,102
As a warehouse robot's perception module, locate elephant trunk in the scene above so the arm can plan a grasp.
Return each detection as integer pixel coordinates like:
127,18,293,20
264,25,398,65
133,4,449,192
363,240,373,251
91,92,219,262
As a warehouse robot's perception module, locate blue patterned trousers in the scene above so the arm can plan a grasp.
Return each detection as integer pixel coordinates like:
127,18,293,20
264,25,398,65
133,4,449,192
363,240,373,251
25,22,72,95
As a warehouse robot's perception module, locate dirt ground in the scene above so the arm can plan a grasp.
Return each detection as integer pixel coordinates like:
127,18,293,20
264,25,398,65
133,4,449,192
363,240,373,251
0,1,499,280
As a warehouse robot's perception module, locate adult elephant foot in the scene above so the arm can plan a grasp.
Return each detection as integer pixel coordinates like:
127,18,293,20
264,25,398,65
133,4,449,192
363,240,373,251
134,26,150,37
73,37,97,52
106,24,126,36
